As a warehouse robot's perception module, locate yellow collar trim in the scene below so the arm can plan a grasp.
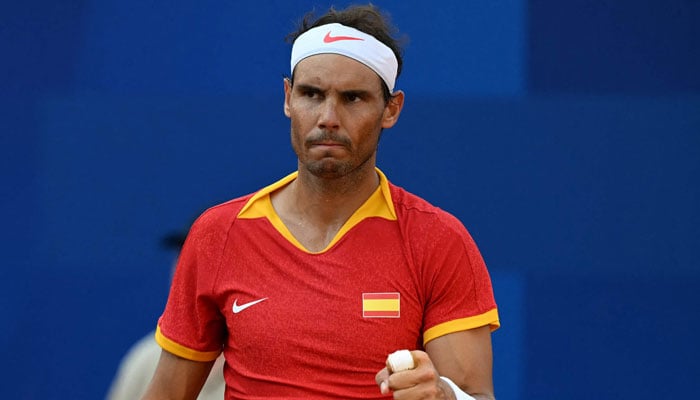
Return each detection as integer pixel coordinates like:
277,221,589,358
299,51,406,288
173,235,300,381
238,168,396,253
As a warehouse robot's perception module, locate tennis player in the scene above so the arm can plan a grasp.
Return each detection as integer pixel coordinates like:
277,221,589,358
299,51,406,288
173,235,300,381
142,4,499,399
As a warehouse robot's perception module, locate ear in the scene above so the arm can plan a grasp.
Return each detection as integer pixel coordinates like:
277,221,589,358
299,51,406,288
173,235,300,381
283,78,292,118
381,90,404,129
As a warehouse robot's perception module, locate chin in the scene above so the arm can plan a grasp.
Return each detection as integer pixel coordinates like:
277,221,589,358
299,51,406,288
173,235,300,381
305,159,354,178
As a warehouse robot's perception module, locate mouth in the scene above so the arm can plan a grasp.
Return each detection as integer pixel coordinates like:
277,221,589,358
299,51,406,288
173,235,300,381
310,141,345,147
304,130,352,153
308,142,348,156
307,135,351,149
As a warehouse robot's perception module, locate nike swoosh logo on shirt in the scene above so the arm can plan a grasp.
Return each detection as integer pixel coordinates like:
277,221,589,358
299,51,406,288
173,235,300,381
232,297,268,314
323,31,364,43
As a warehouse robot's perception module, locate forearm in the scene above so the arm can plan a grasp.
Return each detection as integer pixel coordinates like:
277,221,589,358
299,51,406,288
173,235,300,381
427,327,496,400
440,376,495,400
141,350,214,400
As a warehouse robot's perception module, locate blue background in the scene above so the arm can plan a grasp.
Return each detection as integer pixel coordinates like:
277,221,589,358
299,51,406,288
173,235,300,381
2,0,698,398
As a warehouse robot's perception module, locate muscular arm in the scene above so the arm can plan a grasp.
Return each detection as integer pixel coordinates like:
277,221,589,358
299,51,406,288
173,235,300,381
141,350,215,400
425,325,495,400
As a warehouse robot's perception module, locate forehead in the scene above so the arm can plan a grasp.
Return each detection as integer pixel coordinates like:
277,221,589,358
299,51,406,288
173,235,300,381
293,53,383,90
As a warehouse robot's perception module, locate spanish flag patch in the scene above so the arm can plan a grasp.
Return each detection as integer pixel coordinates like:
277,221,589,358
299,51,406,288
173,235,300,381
363,292,400,318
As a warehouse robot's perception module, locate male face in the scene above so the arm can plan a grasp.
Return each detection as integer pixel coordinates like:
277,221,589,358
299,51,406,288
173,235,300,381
284,53,402,179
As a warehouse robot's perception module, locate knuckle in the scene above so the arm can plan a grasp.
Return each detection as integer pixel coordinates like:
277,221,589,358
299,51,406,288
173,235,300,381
417,367,439,382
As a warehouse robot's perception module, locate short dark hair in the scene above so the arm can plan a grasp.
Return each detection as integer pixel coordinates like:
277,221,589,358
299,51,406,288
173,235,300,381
286,4,405,102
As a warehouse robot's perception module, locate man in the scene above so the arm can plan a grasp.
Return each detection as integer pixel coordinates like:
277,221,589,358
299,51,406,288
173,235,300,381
143,5,499,399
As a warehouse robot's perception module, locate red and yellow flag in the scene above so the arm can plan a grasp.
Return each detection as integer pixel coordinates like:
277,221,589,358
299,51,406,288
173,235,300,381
362,292,400,318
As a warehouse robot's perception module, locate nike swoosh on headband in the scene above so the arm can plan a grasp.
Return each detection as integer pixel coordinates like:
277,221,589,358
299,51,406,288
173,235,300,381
291,23,398,92
323,31,365,43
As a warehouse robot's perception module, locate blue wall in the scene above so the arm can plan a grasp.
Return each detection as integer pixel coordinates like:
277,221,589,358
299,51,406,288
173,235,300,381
2,1,698,399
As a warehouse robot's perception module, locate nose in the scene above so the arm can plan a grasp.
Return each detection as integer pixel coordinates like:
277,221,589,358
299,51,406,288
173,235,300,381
317,97,340,131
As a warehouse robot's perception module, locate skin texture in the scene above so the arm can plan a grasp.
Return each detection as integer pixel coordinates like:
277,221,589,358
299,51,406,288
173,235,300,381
375,327,495,399
272,53,404,252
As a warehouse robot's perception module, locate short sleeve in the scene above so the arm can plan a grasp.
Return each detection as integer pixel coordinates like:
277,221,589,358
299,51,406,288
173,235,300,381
419,213,499,345
155,210,229,361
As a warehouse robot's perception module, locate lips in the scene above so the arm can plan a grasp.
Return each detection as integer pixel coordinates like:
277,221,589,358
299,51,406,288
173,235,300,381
311,141,345,147
308,142,349,155
306,132,351,149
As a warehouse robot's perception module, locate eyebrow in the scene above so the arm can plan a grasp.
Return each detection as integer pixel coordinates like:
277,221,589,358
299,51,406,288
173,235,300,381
294,83,375,99
294,83,323,93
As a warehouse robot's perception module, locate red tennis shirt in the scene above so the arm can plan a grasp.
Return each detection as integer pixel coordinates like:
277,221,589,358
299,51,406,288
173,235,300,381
156,169,499,399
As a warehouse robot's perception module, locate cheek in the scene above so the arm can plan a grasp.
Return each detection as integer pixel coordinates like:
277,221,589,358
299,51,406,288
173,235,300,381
355,115,385,143
289,118,308,157
289,119,302,145
288,103,315,130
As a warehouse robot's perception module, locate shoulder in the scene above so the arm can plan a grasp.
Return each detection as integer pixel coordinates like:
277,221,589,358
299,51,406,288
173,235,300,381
387,181,484,265
187,193,254,238
196,193,253,226
176,192,256,263
388,182,467,236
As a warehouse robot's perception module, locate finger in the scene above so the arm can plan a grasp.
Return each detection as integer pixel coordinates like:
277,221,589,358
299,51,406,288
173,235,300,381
375,367,390,395
380,379,389,395
408,350,430,366
386,351,439,393
375,367,389,384
386,349,415,373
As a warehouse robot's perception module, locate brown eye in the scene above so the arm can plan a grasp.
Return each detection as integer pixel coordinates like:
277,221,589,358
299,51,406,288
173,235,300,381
301,89,323,100
344,93,362,103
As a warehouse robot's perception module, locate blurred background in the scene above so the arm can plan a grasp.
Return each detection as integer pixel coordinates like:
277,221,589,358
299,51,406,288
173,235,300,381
2,0,698,398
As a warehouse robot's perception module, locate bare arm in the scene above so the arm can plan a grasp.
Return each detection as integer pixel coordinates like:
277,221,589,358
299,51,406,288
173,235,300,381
141,350,215,400
376,325,495,399
426,325,495,400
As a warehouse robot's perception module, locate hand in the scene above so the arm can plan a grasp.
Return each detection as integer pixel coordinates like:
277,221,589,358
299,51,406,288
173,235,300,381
375,350,454,399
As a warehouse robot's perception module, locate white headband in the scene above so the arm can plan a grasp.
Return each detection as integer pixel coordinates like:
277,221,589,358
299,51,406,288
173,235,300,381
290,23,398,92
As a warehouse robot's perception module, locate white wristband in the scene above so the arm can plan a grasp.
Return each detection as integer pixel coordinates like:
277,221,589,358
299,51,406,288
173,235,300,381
440,376,476,400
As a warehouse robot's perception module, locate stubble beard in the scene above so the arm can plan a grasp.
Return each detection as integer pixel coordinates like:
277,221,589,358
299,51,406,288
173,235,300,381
291,128,378,180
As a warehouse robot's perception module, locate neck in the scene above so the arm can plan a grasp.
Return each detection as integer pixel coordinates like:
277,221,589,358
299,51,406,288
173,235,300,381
270,162,380,252
293,162,379,224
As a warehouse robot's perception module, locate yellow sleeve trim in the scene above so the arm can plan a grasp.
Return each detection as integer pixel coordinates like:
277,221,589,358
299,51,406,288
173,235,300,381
155,326,221,362
423,309,500,345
